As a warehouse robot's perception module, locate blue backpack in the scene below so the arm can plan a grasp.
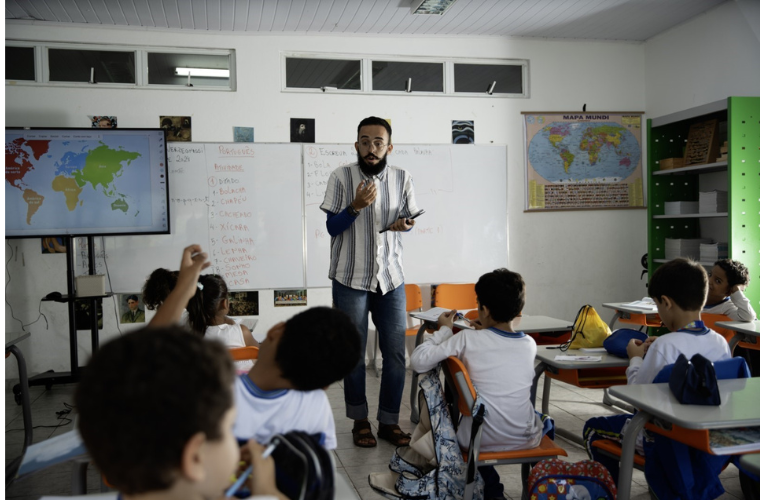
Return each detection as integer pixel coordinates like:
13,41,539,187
527,458,617,500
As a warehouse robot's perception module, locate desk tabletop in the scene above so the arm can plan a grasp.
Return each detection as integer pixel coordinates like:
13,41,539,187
602,302,659,315
5,332,31,349
535,345,630,369
714,320,760,337
739,454,760,476
514,315,572,333
609,378,760,430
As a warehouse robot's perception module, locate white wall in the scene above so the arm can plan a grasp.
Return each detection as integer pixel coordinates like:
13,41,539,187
5,22,651,381
645,0,760,118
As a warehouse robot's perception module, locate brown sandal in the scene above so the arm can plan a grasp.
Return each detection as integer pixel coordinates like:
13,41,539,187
352,419,377,448
378,423,411,447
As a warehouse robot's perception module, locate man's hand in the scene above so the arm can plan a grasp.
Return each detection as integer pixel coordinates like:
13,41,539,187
388,217,415,232
353,180,377,210
438,309,457,330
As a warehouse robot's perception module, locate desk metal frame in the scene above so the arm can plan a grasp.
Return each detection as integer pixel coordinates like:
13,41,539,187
602,302,660,330
715,320,760,352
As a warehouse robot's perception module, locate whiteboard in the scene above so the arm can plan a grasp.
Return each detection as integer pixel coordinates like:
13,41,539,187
305,144,508,287
104,143,304,292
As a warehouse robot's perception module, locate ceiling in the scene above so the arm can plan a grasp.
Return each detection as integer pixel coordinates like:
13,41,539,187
5,0,729,42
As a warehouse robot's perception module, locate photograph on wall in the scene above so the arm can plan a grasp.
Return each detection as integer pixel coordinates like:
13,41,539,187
233,126,254,143
523,112,644,211
160,116,192,142
41,237,67,254
119,293,146,324
452,120,475,144
290,118,315,143
274,289,307,307
75,299,103,330
90,115,117,128
228,291,259,316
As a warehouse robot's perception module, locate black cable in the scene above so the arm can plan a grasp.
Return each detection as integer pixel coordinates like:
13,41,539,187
5,403,74,432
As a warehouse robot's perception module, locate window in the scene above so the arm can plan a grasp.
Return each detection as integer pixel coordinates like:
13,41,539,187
49,49,136,84
6,46,35,81
285,58,361,90
371,61,443,92
148,52,231,87
454,63,524,95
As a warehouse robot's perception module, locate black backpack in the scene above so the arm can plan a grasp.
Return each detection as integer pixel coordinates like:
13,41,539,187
270,431,335,500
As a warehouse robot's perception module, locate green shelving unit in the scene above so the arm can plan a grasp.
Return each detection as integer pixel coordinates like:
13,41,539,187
647,96,760,312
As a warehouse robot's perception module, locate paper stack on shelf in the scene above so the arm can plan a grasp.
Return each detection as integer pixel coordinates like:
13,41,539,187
665,238,712,260
699,190,728,213
664,201,699,215
700,242,728,263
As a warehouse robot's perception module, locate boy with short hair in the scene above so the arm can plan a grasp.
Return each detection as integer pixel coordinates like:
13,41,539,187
233,306,362,449
583,258,732,482
411,268,545,500
76,326,285,500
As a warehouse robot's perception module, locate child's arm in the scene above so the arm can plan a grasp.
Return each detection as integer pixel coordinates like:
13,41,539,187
149,245,210,327
241,324,259,347
729,287,757,321
410,322,466,373
239,440,287,500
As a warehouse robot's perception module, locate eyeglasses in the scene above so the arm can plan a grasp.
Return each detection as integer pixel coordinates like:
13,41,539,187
359,140,388,152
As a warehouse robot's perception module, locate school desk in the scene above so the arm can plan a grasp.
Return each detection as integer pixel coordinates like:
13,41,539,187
602,302,661,330
610,378,760,500
740,453,760,476
531,346,630,444
408,314,573,423
714,320,760,351
5,331,33,484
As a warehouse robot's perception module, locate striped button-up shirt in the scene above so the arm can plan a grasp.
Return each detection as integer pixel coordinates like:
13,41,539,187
320,162,419,293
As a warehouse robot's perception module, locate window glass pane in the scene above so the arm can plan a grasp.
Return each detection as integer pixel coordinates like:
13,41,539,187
372,61,443,92
49,49,135,83
148,52,230,87
6,46,35,81
285,58,361,90
454,63,523,94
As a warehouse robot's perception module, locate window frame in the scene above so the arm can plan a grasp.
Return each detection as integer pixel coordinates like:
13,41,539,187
451,58,529,98
280,53,365,94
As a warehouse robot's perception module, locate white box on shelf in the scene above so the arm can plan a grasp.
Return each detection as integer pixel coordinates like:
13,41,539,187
75,275,106,297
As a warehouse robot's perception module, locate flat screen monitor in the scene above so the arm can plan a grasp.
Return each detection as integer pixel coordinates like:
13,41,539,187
5,128,170,238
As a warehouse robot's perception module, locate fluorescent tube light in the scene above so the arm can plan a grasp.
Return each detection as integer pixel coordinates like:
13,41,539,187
411,0,459,15
174,67,229,78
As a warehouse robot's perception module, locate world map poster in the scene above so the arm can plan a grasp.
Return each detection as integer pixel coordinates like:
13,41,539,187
523,112,644,211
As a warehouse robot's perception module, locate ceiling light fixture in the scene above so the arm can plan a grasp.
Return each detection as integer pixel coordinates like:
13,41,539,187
174,67,229,78
411,0,459,15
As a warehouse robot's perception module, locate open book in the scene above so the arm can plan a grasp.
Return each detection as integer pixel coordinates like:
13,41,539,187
709,426,760,455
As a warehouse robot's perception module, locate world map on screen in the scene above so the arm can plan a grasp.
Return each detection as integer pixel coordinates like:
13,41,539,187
5,136,152,231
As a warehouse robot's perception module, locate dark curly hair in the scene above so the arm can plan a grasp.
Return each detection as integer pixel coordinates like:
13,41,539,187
141,268,178,311
75,327,235,495
475,268,525,323
714,259,751,288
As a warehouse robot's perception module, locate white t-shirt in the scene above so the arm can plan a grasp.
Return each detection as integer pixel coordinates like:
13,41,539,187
206,319,253,371
703,291,757,322
410,326,542,452
627,325,732,385
232,375,337,450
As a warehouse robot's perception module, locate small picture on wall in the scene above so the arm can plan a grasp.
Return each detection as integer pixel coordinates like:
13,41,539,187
233,127,254,142
119,293,146,324
91,116,117,128
160,116,192,142
41,237,67,254
229,291,259,316
290,118,315,143
274,289,307,307
75,299,103,330
452,120,475,144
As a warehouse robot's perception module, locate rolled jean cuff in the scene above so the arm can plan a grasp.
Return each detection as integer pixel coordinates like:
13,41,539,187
345,400,369,421
377,408,400,426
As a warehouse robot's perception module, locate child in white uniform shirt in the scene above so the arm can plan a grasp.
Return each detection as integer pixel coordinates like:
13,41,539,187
703,258,756,321
411,268,545,500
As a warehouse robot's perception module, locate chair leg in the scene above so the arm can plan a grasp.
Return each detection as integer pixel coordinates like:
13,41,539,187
520,462,532,500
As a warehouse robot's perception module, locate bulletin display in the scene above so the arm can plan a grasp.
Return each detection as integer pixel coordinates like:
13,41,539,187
523,112,645,211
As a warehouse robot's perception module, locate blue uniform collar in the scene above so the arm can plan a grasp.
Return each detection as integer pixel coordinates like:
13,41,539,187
676,320,709,335
487,327,526,338
240,374,288,399
703,297,730,309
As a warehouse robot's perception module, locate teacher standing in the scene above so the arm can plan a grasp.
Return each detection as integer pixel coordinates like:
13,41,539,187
320,116,419,448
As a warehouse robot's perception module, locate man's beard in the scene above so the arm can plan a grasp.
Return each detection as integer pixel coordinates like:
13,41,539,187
357,152,387,176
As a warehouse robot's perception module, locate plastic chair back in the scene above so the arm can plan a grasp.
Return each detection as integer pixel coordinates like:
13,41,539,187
405,284,423,312
652,356,750,383
229,346,259,361
444,356,476,416
701,313,735,342
434,283,477,310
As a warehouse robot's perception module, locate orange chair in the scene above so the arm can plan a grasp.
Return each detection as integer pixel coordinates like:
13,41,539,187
434,283,477,310
442,356,567,500
370,284,423,377
229,346,259,361
702,313,760,352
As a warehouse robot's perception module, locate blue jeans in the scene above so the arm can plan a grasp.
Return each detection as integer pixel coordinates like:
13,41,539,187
332,280,407,425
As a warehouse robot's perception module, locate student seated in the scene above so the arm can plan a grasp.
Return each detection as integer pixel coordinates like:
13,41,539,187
583,258,732,483
187,273,258,371
410,268,548,500
142,267,178,311
703,258,756,321
76,326,286,500
233,306,361,450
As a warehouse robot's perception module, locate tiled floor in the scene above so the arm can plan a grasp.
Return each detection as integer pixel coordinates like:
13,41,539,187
5,367,750,499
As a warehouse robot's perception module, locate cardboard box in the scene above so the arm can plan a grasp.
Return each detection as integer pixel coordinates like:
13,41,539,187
76,275,106,297
659,158,684,170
